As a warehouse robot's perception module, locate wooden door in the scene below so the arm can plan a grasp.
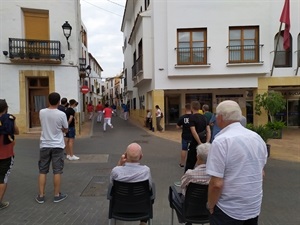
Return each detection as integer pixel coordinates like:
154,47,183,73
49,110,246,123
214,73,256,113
29,89,48,127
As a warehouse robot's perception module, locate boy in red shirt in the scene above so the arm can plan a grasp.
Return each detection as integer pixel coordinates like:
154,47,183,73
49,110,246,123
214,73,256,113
103,103,113,132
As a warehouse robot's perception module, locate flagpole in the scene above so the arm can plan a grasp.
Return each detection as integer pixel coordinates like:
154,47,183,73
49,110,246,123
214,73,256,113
270,23,283,76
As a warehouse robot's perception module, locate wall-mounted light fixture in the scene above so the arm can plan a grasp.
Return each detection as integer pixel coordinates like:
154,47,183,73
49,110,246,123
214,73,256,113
60,54,65,60
3,51,8,57
86,65,91,76
62,21,72,50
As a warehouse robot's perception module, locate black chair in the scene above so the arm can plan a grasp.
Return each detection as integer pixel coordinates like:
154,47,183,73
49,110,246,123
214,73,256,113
107,180,155,225
168,183,210,225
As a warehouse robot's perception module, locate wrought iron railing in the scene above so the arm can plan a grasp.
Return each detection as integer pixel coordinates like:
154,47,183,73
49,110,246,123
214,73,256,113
79,58,86,72
8,38,61,60
176,47,210,65
227,44,264,63
131,55,143,77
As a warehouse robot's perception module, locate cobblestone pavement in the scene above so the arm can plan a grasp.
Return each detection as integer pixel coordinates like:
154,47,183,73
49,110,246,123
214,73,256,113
1,116,299,225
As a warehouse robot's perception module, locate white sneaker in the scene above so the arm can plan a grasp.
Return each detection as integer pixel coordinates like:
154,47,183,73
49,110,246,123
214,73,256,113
66,155,70,159
68,155,79,160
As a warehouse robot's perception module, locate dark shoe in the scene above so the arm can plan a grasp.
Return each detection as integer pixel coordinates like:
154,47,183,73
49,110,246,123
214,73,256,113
53,193,68,203
0,201,9,210
179,164,184,167
35,195,45,204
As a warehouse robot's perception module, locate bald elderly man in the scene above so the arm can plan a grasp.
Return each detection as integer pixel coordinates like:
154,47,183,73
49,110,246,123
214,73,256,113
110,142,152,187
110,143,152,225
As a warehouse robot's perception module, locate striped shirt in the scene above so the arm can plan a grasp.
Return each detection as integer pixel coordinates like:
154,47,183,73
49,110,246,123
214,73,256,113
181,164,210,195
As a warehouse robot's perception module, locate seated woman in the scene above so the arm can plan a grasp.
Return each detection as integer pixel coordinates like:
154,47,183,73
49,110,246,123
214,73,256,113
172,143,211,225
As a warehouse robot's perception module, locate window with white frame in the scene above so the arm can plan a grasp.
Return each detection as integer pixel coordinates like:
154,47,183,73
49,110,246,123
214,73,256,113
274,30,292,67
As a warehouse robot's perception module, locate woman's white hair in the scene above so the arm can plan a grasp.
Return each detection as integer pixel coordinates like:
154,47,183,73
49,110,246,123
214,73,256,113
216,100,242,121
196,143,211,163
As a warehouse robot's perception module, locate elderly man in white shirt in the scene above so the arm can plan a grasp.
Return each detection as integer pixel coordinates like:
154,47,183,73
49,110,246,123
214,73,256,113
206,100,267,225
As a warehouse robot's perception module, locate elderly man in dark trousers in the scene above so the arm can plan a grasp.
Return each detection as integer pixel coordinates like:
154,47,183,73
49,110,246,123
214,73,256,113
206,100,267,225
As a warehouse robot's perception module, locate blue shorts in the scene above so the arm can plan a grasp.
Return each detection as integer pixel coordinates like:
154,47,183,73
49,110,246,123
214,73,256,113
181,139,191,151
65,127,76,138
0,157,14,184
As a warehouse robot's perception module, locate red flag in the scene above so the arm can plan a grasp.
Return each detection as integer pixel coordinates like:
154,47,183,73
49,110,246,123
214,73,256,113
279,0,290,50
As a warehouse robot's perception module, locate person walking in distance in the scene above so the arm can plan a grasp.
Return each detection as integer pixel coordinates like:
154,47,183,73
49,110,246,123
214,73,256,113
96,101,103,123
103,103,113,132
0,99,19,210
176,103,193,167
36,92,69,204
65,99,79,161
206,100,268,225
185,101,211,172
87,101,94,120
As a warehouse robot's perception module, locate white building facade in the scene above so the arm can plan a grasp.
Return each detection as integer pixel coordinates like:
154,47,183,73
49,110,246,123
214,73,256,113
0,0,94,133
121,0,300,128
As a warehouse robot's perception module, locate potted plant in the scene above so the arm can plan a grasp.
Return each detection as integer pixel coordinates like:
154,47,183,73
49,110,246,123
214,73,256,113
266,120,285,139
18,48,25,59
246,123,273,157
255,91,286,139
255,91,286,123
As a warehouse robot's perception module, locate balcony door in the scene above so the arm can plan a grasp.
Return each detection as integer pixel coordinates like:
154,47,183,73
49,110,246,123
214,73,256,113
24,10,49,40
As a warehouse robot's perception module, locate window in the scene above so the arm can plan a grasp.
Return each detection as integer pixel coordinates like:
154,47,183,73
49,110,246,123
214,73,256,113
177,28,207,65
145,0,150,10
228,26,259,63
297,34,300,67
274,31,292,67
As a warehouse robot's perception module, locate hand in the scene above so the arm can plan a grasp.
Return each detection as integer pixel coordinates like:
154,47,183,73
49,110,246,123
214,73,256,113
117,154,127,166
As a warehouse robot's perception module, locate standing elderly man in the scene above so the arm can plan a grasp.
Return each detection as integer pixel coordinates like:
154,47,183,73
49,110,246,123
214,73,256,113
206,100,268,225
110,143,152,225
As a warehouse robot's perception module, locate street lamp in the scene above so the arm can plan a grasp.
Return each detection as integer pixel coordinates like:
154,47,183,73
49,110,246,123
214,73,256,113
86,65,91,76
62,21,72,50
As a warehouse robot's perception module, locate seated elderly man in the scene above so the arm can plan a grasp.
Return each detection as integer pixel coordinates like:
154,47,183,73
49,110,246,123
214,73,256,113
110,142,152,225
171,143,211,225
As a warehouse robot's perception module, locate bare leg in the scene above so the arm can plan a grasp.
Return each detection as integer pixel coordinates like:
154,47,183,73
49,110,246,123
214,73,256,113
53,174,61,196
0,183,7,202
65,137,70,156
38,174,46,197
180,150,187,166
68,139,74,157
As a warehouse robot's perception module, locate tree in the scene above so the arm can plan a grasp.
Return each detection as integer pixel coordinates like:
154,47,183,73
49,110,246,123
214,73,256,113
255,91,286,123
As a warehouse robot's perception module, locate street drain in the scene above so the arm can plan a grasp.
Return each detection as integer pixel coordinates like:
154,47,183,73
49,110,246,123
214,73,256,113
81,176,108,197
132,140,149,143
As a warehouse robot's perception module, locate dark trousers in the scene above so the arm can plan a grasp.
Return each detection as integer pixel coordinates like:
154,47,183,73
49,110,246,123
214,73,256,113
184,142,197,172
210,206,259,225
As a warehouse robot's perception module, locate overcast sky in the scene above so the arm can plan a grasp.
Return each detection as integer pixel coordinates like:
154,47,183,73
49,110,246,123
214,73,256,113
80,0,126,78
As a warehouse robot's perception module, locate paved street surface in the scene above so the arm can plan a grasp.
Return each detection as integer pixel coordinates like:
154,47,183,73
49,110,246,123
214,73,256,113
0,116,299,225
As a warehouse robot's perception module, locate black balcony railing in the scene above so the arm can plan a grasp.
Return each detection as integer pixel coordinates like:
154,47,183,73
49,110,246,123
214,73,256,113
79,58,86,72
227,44,264,63
9,38,61,60
131,55,143,77
176,47,210,65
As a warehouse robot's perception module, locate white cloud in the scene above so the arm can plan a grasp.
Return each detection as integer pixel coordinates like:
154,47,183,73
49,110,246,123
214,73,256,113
80,0,125,77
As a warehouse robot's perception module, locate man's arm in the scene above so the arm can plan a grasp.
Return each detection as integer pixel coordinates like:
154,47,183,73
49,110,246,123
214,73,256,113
190,126,201,145
206,125,211,143
207,176,224,214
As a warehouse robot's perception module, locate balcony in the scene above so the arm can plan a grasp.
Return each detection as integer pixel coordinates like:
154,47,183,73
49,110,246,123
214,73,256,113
176,47,210,65
79,58,87,78
8,38,62,63
131,55,143,79
227,44,264,64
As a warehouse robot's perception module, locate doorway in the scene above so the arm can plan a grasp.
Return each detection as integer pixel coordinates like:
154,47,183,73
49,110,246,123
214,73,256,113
28,78,49,127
